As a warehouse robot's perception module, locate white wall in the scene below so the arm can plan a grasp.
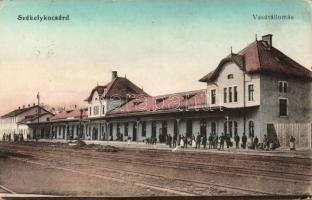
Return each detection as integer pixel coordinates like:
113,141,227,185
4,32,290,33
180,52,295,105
206,62,260,108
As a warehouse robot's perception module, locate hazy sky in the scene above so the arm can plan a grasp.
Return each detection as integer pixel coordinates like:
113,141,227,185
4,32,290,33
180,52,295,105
0,0,311,115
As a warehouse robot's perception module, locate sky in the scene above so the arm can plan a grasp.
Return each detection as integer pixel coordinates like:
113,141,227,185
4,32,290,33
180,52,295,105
0,0,311,115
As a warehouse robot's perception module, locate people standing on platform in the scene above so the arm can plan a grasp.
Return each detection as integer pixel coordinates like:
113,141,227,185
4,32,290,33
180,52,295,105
196,133,201,149
254,136,259,150
263,134,269,150
192,136,196,149
127,136,131,145
202,134,207,149
183,135,188,149
234,134,240,149
180,136,184,148
173,135,176,148
208,134,213,149
242,134,247,149
168,134,172,148
289,136,296,150
225,134,230,148
219,134,225,150
214,134,218,149
177,134,181,146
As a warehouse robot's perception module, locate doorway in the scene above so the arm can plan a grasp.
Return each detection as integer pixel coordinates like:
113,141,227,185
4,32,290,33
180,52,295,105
133,123,137,141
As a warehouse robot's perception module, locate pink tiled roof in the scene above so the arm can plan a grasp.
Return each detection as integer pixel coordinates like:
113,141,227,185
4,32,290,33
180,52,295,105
51,108,87,121
200,40,312,82
108,89,206,115
85,77,149,102
1,105,51,118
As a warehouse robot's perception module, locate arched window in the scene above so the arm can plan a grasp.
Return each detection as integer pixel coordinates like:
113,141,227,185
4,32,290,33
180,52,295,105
211,122,216,135
249,121,254,138
224,121,227,135
234,121,238,136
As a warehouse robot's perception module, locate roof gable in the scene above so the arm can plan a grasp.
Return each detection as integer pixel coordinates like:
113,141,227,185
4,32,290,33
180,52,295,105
200,39,312,82
1,105,52,119
85,77,149,102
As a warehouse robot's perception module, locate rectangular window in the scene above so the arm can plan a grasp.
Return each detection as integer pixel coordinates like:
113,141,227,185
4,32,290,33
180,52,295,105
279,81,283,93
89,107,92,116
233,86,237,102
223,88,227,103
248,84,254,101
229,87,232,102
278,81,288,93
211,89,216,104
279,99,288,117
141,121,146,137
93,106,99,115
283,82,288,93
102,105,105,114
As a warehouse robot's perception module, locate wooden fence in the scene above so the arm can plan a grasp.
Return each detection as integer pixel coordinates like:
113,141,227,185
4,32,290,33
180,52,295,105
272,123,312,149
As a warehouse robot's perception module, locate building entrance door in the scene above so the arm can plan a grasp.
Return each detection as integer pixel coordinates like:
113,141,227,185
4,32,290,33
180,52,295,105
92,127,98,140
133,123,137,141
173,120,178,141
200,119,207,138
151,121,156,138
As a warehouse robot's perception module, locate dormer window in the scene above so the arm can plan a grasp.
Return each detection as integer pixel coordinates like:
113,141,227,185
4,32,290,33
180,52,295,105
183,93,196,100
133,100,143,105
227,74,234,79
156,97,168,103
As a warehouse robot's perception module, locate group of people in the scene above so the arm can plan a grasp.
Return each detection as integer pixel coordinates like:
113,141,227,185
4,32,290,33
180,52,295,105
178,133,207,149
2,133,25,143
160,132,264,151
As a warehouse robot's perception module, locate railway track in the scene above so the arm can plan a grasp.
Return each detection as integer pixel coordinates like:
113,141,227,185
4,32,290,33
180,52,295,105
1,143,311,195
2,144,311,183
0,184,16,194
8,154,272,196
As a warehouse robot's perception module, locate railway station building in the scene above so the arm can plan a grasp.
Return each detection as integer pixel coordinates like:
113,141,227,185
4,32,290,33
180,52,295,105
0,105,54,140
5,34,312,144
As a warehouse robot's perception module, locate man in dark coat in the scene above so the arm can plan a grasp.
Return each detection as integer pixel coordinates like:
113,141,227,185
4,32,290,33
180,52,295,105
196,133,201,149
184,136,188,149
167,134,172,148
234,134,240,149
202,135,207,149
254,136,259,150
208,134,213,149
242,134,247,149
220,134,225,150
225,134,231,148
173,135,176,148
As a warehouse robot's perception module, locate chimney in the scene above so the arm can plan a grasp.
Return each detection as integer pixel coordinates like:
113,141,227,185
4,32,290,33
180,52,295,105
23,105,25,109
28,104,30,107
33,103,35,106
112,71,118,80
18,106,20,110
262,34,273,47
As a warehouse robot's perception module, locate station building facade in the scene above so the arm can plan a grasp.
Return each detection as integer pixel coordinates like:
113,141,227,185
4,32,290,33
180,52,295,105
19,34,312,143
0,105,54,140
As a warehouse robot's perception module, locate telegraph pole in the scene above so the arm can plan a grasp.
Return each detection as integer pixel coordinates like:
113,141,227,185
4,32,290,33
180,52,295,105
36,92,40,142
